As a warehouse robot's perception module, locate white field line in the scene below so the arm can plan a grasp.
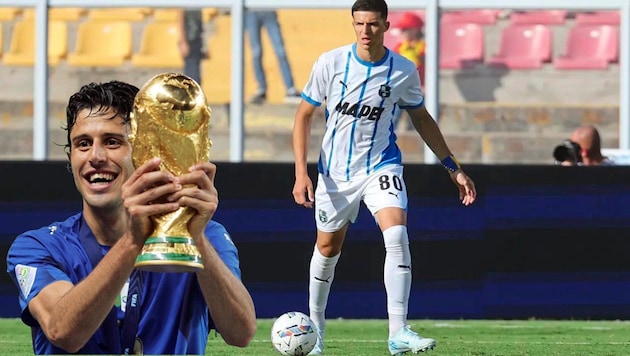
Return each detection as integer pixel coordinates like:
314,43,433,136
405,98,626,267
253,339,630,345
433,322,622,330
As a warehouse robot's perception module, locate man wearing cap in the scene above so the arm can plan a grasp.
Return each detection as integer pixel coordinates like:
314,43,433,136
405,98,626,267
392,12,425,86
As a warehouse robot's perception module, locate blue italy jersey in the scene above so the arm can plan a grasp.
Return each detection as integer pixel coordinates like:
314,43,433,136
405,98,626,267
6,213,241,355
302,43,424,181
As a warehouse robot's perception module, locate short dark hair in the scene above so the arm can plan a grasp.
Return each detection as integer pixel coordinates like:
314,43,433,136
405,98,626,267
351,0,389,21
64,81,139,152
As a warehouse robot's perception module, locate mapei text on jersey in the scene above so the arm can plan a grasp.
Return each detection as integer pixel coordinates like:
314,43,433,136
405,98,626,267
335,101,385,121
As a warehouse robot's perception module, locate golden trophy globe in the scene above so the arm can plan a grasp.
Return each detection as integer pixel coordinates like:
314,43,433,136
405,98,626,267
129,73,212,273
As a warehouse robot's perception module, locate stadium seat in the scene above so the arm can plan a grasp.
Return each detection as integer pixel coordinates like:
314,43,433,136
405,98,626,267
154,8,218,23
202,8,219,22
0,7,22,21
487,24,552,69
201,14,232,103
554,24,619,70
442,10,501,25
23,7,86,21
153,9,179,22
2,20,67,66
509,10,567,25
67,21,132,67
575,11,620,25
131,21,183,68
440,22,484,69
88,8,151,22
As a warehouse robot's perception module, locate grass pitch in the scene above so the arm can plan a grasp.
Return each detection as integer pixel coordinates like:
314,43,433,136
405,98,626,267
2,318,629,355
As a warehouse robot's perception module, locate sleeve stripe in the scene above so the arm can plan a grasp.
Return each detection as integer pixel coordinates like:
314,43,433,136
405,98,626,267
301,93,321,107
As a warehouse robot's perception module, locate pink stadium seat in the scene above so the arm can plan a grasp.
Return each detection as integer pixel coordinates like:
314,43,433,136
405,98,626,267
575,11,620,25
442,10,501,25
509,10,567,25
440,23,484,69
487,24,552,69
554,25,619,70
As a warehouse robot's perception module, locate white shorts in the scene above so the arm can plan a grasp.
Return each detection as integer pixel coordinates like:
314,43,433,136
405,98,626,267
314,165,408,232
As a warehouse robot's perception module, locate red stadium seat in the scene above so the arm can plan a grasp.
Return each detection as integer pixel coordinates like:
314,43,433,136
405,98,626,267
440,23,484,69
509,10,567,25
575,11,620,25
487,24,552,69
554,25,619,70
442,10,501,25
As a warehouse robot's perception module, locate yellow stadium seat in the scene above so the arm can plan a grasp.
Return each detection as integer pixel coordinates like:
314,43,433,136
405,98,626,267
67,21,132,67
2,20,67,66
202,8,219,22
88,8,151,22
23,7,86,21
153,9,179,22
202,14,232,103
131,21,183,68
0,7,22,21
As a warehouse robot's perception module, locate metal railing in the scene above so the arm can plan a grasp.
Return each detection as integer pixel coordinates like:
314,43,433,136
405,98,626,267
0,0,628,163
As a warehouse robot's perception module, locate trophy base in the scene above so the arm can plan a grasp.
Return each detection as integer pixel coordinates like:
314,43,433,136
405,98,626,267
134,236,203,273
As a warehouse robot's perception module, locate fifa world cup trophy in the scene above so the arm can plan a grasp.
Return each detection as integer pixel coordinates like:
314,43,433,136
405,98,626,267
129,73,212,272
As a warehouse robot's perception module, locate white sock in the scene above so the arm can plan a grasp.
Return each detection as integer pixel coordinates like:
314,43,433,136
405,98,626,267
383,225,412,337
309,245,340,334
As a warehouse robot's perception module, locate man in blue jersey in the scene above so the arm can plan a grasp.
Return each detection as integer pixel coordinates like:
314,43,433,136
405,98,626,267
292,0,476,355
6,81,257,354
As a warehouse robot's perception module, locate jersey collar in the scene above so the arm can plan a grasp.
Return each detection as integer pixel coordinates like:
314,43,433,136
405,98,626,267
352,43,390,67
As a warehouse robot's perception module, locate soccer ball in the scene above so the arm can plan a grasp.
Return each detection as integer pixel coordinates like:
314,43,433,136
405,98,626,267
271,311,318,356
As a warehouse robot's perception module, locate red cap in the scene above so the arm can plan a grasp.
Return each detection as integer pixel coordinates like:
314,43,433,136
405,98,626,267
394,12,424,29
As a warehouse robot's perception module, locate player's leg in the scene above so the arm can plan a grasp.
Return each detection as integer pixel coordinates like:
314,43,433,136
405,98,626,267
308,226,347,355
245,12,267,103
308,175,362,355
261,11,296,93
364,167,436,354
376,207,410,335
365,171,411,337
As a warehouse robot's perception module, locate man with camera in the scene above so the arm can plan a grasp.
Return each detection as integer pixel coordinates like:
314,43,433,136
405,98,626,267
553,125,614,166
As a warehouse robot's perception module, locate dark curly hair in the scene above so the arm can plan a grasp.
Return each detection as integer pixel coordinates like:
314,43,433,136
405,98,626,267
63,80,139,153
351,0,388,20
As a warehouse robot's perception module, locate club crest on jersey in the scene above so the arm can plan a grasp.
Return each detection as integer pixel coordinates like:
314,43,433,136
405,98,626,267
335,101,384,121
318,209,328,223
379,85,391,98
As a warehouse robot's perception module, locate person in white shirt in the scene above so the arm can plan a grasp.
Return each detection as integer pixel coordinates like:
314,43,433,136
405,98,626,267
291,0,477,355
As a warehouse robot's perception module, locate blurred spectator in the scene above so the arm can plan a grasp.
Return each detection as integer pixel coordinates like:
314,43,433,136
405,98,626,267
245,10,301,105
570,125,615,166
178,9,205,85
392,12,425,86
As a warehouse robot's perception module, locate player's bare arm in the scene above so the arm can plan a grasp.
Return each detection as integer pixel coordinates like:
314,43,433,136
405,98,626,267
28,158,182,352
292,100,317,208
194,238,257,347
28,235,141,352
173,162,257,347
408,106,477,206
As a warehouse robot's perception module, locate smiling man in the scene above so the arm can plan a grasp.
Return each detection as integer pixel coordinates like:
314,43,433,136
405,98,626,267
291,0,477,355
6,80,256,354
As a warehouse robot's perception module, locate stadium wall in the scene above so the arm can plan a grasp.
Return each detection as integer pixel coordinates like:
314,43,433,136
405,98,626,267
1,162,630,320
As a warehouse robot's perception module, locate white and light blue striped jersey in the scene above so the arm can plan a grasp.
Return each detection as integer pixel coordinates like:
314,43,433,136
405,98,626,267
302,43,424,181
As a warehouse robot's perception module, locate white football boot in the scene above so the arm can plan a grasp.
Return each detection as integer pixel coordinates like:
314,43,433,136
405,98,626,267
388,325,436,355
308,325,324,355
